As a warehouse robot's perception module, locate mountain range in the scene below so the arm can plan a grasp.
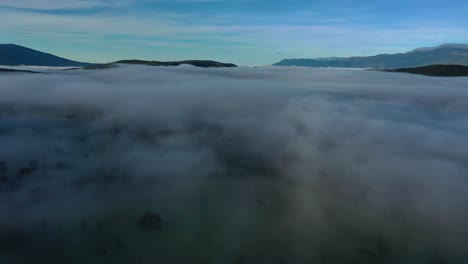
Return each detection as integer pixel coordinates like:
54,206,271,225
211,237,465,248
2,43,468,71
0,44,237,68
274,44,468,68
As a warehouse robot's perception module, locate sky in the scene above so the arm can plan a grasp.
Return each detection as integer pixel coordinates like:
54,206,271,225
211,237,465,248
1,0,468,65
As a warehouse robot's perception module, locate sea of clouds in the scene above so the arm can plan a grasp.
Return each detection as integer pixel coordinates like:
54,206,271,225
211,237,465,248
0,65,468,263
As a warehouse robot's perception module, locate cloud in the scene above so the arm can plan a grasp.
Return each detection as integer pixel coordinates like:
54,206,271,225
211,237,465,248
0,0,237,10
0,0,110,10
0,65,468,263
2,5,468,66
2,0,468,66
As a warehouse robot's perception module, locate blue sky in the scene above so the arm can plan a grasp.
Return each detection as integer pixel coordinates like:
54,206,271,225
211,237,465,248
1,0,468,65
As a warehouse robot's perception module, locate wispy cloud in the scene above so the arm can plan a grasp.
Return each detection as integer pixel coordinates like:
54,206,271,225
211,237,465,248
1,0,468,65
0,0,111,10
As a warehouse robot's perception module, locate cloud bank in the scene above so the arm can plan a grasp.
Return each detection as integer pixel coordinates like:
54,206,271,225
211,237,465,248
0,66,468,263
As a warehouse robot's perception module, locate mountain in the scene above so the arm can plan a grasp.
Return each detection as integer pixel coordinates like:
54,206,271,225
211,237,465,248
0,68,39,74
114,59,237,68
84,59,237,69
274,44,468,68
0,44,237,68
382,64,468,77
0,44,91,67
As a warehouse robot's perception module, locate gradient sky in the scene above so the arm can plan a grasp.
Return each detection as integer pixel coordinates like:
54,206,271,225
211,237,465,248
1,0,468,66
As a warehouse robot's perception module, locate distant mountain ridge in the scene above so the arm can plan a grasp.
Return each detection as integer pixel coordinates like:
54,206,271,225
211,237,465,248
0,44,91,67
0,44,237,68
411,43,468,52
274,44,468,68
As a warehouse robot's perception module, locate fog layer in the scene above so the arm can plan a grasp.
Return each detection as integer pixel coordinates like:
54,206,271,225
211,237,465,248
1,65,468,263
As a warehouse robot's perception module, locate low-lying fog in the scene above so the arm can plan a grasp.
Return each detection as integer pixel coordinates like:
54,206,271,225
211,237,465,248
1,65,468,264
0,65,77,71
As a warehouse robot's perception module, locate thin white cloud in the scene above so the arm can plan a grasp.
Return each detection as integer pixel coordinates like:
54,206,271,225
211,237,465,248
1,6,468,65
0,0,110,10
0,0,234,10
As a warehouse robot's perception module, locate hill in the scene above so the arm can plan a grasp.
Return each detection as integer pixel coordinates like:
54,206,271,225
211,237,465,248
274,44,468,68
0,44,237,68
114,59,237,68
382,64,468,77
0,68,39,74
83,59,237,69
0,44,91,67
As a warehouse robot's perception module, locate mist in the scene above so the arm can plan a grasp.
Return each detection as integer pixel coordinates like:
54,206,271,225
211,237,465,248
1,65,468,264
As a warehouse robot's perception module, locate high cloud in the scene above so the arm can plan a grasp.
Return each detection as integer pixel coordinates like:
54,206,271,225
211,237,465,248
0,0,109,10
1,65,468,263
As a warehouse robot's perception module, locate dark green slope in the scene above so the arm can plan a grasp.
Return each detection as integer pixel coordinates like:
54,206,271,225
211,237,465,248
0,68,39,74
382,64,468,77
0,44,91,67
115,59,237,68
82,59,237,69
1,44,236,68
